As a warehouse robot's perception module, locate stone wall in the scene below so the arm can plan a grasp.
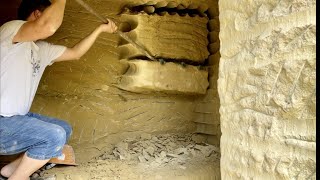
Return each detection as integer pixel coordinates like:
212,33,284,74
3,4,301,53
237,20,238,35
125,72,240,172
30,0,213,153
218,0,316,179
119,13,209,62
118,60,209,94
193,0,221,146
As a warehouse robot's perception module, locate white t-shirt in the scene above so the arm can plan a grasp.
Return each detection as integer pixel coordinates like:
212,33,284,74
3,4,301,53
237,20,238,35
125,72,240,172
0,20,66,117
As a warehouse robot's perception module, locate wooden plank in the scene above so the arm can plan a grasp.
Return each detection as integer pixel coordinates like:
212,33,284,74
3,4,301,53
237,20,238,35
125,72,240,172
49,145,77,165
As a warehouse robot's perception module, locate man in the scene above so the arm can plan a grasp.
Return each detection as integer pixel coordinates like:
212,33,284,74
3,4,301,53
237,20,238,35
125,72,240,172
0,0,117,179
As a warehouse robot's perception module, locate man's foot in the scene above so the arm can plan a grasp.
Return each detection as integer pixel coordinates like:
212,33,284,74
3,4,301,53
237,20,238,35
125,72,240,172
0,155,23,178
0,166,12,178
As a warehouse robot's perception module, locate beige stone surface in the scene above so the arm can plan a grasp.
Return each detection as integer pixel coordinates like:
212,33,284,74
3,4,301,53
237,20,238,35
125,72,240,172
117,60,209,94
119,13,209,62
207,135,220,146
219,0,316,179
196,123,219,136
30,0,213,158
193,0,221,146
124,0,209,10
194,113,219,125
40,133,221,180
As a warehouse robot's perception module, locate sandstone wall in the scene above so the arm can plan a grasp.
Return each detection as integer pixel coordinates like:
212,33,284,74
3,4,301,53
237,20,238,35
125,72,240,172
118,60,209,94
193,0,221,146
119,13,209,62
218,0,316,179
30,0,213,160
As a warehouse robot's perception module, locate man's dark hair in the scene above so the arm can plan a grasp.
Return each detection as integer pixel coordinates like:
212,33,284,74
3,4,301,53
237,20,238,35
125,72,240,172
18,0,51,20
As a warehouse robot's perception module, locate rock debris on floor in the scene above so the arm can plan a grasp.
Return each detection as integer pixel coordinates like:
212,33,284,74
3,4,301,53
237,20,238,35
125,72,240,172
43,133,220,180
99,133,219,169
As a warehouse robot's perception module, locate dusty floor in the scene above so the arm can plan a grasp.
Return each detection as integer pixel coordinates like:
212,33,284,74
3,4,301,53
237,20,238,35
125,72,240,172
40,133,220,180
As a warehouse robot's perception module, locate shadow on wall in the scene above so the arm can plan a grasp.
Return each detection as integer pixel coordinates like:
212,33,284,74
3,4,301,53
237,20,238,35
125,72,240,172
0,0,21,26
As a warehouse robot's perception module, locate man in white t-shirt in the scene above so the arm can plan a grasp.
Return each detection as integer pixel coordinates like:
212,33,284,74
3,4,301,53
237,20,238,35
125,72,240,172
0,0,117,179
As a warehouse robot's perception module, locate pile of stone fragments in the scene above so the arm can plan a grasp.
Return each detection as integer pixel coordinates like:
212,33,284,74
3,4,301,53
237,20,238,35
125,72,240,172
98,133,220,169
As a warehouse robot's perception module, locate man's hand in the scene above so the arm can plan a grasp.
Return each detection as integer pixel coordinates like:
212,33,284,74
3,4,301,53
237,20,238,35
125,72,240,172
99,19,118,33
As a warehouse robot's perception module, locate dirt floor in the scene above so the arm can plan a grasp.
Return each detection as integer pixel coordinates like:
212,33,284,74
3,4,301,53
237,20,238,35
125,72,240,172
38,133,220,180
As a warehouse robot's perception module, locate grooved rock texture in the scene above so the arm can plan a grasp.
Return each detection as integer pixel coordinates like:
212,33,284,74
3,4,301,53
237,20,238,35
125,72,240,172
124,0,208,10
118,60,209,94
119,13,209,62
219,0,316,179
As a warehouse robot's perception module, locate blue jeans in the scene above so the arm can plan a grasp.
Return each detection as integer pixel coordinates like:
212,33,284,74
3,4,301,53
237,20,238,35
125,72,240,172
0,112,72,160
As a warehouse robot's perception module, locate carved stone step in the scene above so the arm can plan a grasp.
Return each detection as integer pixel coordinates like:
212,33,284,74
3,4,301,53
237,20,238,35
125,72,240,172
195,123,219,135
193,112,219,125
117,60,209,94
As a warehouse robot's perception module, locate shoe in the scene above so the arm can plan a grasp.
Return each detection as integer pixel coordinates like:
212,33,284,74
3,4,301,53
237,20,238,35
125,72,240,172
0,175,7,180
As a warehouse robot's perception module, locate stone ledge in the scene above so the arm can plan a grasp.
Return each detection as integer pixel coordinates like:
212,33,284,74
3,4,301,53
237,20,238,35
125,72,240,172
195,123,219,135
194,101,220,113
117,60,209,95
193,112,219,125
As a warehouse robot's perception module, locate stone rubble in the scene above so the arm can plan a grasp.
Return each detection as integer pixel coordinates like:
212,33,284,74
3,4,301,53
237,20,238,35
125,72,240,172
98,133,220,168
30,164,57,180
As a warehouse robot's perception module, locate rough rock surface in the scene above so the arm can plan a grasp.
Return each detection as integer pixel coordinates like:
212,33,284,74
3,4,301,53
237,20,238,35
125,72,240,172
119,13,209,62
30,0,211,162
101,133,220,168
193,0,221,145
124,0,209,8
118,60,209,94
44,133,220,180
219,0,316,179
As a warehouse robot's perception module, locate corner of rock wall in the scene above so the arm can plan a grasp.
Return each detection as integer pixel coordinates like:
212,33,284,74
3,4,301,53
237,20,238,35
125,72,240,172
193,0,221,146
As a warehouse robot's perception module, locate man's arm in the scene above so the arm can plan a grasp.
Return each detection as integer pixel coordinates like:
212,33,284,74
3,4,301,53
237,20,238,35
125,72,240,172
13,0,66,43
54,21,118,62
